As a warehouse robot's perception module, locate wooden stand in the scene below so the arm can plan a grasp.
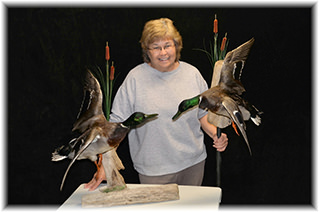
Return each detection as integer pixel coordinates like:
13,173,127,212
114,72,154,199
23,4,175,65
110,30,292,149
101,149,126,190
82,184,180,208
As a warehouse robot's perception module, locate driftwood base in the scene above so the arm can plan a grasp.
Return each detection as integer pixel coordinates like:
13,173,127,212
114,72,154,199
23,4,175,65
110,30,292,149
81,184,180,208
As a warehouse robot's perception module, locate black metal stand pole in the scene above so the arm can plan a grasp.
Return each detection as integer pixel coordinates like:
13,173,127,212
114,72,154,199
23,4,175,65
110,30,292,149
216,127,222,187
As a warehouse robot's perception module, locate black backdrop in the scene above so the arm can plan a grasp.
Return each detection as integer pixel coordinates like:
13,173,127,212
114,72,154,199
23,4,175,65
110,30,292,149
7,5,312,207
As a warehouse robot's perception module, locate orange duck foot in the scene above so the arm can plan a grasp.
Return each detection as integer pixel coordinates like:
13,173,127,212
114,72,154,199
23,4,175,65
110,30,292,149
232,121,240,136
95,154,103,170
94,154,106,181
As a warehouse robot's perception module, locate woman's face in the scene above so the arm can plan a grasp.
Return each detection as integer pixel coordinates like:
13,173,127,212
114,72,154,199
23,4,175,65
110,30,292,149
147,39,179,72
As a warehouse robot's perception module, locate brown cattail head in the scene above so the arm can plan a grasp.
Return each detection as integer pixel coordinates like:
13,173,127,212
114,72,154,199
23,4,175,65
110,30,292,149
105,42,110,61
110,61,115,81
220,33,227,51
213,14,218,34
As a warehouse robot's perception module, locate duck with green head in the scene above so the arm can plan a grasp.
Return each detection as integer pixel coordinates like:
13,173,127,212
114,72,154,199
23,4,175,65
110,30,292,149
172,38,262,155
52,70,158,190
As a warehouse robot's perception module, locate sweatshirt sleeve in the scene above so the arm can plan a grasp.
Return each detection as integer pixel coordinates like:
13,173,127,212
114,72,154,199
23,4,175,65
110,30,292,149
109,72,136,123
196,69,209,119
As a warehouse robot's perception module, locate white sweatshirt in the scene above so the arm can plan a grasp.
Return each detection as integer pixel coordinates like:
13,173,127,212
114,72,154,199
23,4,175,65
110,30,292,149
110,61,208,176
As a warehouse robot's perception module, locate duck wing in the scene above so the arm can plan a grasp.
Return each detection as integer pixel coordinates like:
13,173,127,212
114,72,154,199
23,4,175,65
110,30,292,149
219,38,255,95
59,127,106,190
221,96,252,155
207,39,255,128
73,70,105,132
203,85,233,128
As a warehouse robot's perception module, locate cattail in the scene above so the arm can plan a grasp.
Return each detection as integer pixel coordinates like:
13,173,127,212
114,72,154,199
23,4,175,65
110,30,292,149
213,14,218,34
110,61,115,81
220,33,227,51
105,42,110,61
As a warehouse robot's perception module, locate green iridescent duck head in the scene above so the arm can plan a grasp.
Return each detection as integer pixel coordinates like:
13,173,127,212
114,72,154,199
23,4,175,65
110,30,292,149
122,112,158,127
172,95,201,120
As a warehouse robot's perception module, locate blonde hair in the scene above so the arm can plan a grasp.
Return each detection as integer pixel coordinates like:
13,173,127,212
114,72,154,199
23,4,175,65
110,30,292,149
140,18,183,63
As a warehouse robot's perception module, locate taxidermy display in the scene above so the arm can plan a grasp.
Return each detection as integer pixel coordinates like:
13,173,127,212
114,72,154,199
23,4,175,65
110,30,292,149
172,38,262,155
52,70,158,191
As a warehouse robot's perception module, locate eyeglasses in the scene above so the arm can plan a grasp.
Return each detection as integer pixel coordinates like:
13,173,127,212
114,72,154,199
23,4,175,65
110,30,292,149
148,43,175,53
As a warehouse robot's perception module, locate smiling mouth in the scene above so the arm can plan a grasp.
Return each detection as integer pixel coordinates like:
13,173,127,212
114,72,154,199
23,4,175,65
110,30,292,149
159,57,169,61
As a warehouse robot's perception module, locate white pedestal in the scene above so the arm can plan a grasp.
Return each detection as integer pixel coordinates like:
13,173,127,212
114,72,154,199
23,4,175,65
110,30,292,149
58,183,221,211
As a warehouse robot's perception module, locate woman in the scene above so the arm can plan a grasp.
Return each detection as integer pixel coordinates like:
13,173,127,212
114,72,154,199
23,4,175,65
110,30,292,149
85,18,228,191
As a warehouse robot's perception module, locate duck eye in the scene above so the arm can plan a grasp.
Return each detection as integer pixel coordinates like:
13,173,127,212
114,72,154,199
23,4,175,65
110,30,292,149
134,115,143,122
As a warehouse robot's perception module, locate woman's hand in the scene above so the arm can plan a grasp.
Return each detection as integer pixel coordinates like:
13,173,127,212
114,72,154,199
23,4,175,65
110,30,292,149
212,133,228,152
200,114,228,152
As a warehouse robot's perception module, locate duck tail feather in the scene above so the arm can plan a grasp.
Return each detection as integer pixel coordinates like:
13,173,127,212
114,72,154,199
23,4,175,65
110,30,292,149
251,115,262,126
51,149,68,161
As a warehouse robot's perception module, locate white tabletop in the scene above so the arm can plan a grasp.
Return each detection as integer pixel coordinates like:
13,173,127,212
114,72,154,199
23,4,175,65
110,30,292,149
58,183,221,211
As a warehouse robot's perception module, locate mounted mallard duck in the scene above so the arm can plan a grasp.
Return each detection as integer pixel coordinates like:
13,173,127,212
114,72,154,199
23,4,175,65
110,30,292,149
52,70,158,190
172,38,262,155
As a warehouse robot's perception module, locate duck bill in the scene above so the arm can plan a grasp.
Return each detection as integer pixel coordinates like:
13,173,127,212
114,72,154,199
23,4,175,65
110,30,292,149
172,111,181,121
145,113,158,120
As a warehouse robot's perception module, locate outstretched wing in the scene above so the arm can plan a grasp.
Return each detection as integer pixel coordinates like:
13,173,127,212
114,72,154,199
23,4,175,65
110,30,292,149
208,38,255,128
219,38,255,95
221,97,252,155
73,70,104,132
